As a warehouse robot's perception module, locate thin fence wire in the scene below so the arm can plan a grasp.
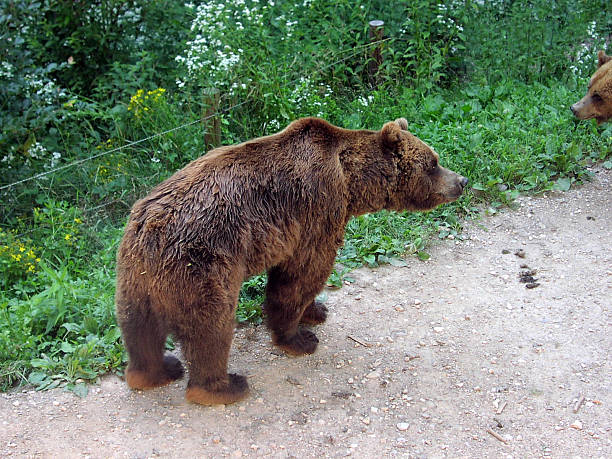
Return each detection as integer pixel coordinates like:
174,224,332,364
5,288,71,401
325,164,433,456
0,37,394,192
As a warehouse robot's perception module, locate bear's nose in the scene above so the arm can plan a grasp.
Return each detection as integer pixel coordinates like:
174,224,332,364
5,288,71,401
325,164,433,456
460,177,468,188
570,105,576,115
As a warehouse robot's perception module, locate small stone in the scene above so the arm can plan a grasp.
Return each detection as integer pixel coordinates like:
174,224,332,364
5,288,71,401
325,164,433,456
52,401,60,406
433,327,444,333
12,401,19,407
570,420,583,430
212,436,221,444
515,249,526,258
396,422,410,431
320,399,327,404
366,371,381,379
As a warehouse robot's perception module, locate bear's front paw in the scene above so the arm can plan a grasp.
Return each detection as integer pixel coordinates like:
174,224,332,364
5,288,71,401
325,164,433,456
274,328,319,356
300,301,328,325
125,353,185,390
186,373,250,405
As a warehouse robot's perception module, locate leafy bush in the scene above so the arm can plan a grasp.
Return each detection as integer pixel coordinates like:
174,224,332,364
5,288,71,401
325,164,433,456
462,0,611,83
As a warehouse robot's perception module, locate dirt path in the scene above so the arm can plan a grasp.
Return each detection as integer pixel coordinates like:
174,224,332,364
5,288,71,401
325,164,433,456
1,167,611,459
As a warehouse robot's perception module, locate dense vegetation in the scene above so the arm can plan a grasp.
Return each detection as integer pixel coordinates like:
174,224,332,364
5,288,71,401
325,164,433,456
1,0,610,393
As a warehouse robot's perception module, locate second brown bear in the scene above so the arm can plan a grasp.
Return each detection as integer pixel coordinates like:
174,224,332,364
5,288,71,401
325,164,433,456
115,117,468,405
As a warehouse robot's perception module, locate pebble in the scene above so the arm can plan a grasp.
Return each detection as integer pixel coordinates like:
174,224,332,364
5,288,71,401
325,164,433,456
570,420,583,430
366,371,381,379
396,422,410,431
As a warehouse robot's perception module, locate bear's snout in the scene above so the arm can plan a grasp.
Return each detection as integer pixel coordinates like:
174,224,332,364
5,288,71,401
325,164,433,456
460,176,469,188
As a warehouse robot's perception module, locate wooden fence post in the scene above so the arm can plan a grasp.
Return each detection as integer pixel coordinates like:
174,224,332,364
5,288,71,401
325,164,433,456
368,20,385,86
202,88,221,150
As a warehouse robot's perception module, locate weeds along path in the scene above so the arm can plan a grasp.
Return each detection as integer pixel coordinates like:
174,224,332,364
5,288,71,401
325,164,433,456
1,167,610,458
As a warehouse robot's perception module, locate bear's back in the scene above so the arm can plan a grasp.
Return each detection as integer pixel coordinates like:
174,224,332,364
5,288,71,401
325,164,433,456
120,119,348,277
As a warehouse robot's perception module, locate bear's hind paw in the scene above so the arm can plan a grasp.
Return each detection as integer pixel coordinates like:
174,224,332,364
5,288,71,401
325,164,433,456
186,374,250,405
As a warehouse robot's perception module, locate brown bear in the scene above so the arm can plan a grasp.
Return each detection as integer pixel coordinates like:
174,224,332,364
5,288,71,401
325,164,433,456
115,117,468,405
571,50,612,124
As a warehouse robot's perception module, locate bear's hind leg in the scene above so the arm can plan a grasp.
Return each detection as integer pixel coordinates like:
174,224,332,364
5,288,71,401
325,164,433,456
117,300,184,390
179,294,249,405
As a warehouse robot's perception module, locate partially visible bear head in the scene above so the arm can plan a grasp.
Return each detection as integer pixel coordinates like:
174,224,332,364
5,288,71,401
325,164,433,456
381,118,468,212
571,50,612,124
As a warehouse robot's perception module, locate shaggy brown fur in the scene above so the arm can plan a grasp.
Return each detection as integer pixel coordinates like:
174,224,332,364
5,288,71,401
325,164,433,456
115,117,468,405
571,50,612,124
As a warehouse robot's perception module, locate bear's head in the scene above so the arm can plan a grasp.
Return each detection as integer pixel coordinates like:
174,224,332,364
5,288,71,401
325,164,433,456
571,50,612,124
382,118,468,212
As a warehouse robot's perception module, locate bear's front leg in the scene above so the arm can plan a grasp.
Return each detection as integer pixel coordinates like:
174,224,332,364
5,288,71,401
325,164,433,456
264,257,333,356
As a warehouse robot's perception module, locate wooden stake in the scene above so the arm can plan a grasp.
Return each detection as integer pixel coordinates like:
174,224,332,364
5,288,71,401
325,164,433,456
368,20,385,86
202,87,221,150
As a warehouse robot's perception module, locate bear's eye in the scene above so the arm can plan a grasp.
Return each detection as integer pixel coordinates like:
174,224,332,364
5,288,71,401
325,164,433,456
592,93,603,103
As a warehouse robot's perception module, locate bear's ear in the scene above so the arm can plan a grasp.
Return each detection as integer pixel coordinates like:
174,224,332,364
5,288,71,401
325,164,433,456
381,121,402,150
598,50,612,67
395,118,408,130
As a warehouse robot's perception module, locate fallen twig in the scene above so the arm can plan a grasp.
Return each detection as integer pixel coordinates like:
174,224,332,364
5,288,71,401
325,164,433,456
347,335,372,347
486,428,508,444
573,395,585,414
496,401,507,415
